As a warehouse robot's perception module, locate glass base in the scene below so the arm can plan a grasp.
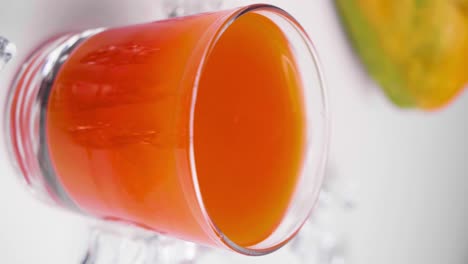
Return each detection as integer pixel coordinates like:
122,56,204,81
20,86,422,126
5,29,104,211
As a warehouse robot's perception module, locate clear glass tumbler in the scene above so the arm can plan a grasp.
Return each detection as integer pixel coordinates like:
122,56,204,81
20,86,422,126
1,3,329,263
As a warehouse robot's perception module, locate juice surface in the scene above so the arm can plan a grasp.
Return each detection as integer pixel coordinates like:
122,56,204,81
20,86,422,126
194,13,305,246
46,11,305,247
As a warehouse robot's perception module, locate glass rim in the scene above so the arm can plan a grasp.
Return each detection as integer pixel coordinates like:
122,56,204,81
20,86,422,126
185,4,330,255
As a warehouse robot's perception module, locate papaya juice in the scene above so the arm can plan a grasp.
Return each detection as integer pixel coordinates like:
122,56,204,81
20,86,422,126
46,10,306,247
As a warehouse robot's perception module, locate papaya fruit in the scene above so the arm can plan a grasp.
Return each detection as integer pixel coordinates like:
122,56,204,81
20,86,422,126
335,0,468,109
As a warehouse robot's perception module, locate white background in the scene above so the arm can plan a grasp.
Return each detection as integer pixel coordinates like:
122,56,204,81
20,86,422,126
1,0,467,263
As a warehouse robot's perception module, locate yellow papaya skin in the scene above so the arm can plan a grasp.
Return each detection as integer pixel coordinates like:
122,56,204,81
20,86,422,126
335,0,468,110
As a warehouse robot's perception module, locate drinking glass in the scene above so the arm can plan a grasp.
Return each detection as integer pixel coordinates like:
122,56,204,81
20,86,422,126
1,3,328,263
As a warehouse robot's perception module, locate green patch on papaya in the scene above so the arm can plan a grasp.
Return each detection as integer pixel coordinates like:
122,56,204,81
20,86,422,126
335,0,416,107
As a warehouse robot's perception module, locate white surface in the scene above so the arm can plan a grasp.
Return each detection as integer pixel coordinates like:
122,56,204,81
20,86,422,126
1,0,467,263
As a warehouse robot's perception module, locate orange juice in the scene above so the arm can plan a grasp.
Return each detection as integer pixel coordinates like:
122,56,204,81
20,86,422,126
46,10,305,246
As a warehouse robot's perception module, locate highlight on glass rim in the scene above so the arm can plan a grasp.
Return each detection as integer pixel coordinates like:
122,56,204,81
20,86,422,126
0,1,466,264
